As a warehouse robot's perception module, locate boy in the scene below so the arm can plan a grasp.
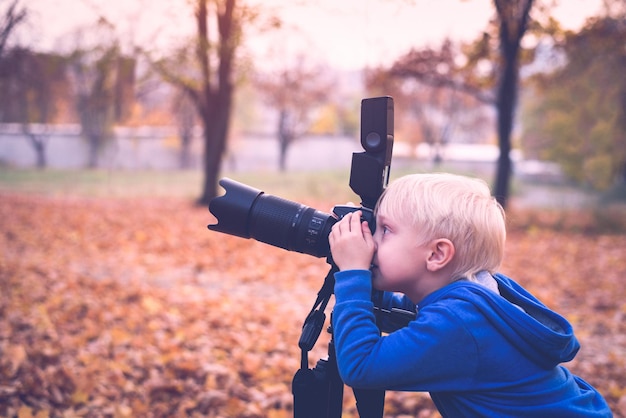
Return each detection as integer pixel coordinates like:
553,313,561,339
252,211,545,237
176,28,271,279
328,173,611,417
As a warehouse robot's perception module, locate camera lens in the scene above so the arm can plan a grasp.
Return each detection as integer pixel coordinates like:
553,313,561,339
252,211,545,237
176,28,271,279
208,178,336,258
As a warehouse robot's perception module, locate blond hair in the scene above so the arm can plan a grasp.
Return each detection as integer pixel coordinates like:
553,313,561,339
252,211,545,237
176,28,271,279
375,173,506,282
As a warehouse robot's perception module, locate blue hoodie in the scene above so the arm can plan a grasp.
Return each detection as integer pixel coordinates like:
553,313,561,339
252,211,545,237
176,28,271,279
332,270,612,417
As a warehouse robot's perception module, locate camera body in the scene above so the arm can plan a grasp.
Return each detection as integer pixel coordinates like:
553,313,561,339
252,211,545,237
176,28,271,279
208,96,394,259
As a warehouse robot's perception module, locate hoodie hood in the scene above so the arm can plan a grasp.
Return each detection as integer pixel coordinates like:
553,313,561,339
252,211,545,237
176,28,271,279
422,273,580,370
493,273,580,367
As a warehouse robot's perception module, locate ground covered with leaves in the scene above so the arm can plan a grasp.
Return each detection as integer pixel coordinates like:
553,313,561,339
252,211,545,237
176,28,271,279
1,193,625,417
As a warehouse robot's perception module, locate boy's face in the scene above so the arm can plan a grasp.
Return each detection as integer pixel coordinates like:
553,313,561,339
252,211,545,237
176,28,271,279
371,211,432,298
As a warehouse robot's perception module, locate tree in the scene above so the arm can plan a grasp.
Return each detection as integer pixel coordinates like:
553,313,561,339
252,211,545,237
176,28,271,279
0,0,26,59
491,0,534,207
0,48,70,169
69,43,119,168
522,15,626,190
67,19,134,168
154,0,261,205
9,49,66,168
365,40,492,164
255,59,334,171
0,0,27,123
378,1,538,208
171,89,197,170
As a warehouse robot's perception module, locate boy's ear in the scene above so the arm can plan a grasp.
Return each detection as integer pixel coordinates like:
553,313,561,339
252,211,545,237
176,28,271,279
426,239,455,272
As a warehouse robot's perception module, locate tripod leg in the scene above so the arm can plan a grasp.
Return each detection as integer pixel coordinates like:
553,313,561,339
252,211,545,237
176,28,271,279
292,368,321,418
353,387,386,418
292,352,344,418
324,340,344,417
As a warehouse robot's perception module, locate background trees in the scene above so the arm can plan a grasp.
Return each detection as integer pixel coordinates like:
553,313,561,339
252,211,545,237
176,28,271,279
365,39,493,163
8,50,65,168
368,0,538,208
69,41,121,169
153,0,251,205
0,0,624,205
490,0,535,207
255,59,335,171
522,14,626,191
367,0,625,204
0,0,26,59
1,1,59,168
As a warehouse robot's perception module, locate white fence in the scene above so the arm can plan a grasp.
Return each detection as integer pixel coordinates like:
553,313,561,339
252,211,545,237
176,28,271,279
1,124,560,181
0,124,364,171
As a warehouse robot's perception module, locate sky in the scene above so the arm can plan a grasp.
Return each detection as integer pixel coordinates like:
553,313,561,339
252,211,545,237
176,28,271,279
22,0,604,71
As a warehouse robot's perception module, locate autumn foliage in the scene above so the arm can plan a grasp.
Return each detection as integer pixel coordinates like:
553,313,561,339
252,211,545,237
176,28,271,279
1,193,625,417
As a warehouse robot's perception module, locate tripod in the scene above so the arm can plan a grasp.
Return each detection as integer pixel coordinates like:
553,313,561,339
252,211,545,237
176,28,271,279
291,265,386,418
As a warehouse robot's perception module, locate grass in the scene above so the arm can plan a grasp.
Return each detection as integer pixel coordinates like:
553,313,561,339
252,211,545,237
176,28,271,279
0,165,499,207
0,168,202,198
1,166,625,233
0,167,359,203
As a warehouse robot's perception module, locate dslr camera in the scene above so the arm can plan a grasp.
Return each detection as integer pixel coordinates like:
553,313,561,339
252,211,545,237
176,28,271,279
208,96,394,258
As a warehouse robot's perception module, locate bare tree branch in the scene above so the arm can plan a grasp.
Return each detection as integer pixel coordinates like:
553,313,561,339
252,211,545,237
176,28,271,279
0,0,27,57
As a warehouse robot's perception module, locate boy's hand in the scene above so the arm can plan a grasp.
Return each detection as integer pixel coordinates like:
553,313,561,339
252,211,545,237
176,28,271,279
329,211,375,271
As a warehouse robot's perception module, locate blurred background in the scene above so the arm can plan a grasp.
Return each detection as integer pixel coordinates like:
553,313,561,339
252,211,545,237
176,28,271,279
0,0,624,209
2,1,626,417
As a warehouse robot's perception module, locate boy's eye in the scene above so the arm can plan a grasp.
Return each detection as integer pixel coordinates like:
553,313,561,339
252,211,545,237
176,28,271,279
382,226,390,235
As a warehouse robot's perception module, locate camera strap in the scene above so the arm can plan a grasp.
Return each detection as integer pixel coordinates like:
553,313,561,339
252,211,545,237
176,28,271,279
297,265,337,367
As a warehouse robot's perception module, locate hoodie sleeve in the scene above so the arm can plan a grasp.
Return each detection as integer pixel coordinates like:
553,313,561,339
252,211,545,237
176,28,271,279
332,269,480,391
333,271,612,416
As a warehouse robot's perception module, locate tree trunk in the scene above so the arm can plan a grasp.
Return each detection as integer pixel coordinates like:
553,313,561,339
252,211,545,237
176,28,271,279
198,92,232,206
494,50,517,208
277,110,289,171
200,128,223,206
492,0,534,209
87,135,99,168
193,0,236,206
179,131,192,169
31,135,47,169
278,134,289,172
